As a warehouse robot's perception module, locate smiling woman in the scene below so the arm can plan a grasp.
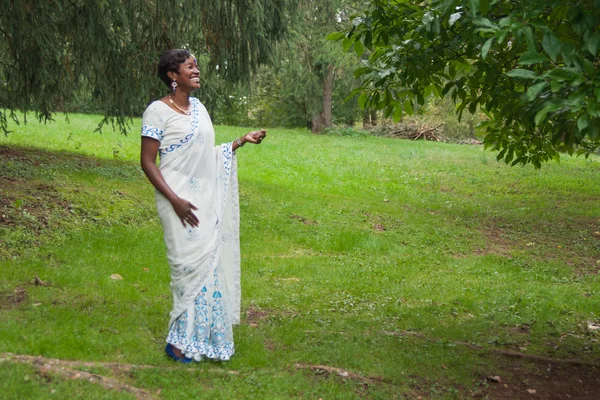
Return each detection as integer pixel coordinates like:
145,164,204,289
139,49,267,363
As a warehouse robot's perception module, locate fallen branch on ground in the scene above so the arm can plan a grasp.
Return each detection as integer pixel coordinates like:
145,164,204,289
378,122,447,142
0,352,240,375
1,353,154,400
412,123,444,141
304,330,600,368
0,352,241,399
294,363,391,385
380,331,600,368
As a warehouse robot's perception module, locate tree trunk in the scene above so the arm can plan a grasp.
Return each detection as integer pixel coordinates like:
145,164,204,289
363,108,370,128
311,64,334,134
311,114,323,134
370,110,377,126
322,64,334,128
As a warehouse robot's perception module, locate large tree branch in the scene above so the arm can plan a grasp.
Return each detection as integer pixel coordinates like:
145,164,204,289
0,26,12,40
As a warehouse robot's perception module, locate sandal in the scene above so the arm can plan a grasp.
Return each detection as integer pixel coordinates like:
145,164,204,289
165,343,193,364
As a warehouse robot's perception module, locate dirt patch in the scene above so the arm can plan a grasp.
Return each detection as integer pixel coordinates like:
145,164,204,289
0,147,73,235
289,215,317,225
373,223,386,231
245,305,273,327
363,212,403,232
482,356,600,399
477,225,513,257
0,146,109,258
244,305,296,328
0,177,71,226
0,146,38,161
506,323,533,335
264,338,277,351
472,217,600,274
0,287,28,309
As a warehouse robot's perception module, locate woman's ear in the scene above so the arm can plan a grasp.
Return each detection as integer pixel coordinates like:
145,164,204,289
167,71,177,81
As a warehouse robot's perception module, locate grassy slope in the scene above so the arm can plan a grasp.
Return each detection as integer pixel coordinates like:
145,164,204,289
1,113,599,399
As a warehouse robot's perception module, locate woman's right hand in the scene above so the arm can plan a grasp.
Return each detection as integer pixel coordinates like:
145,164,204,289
171,196,199,227
244,129,267,144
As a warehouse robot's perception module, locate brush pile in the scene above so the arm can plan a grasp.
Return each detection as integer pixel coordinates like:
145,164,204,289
372,122,447,142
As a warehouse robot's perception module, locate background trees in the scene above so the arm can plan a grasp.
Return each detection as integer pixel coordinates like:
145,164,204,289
214,0,363,133
338,0,600,167
3,0,600,167
0,0,289,133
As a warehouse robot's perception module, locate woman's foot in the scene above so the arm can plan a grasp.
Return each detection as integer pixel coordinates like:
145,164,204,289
165,343,192,364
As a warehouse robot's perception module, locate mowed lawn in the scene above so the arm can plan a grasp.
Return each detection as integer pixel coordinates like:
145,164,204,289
1,113,600,399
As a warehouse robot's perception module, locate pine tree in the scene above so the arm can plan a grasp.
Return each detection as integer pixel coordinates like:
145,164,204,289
0,0,290,133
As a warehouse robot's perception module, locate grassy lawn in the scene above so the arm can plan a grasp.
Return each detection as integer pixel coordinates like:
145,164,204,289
1,113,600,399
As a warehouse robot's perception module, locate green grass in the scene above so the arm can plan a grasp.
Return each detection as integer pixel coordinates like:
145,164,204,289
1,113,600,399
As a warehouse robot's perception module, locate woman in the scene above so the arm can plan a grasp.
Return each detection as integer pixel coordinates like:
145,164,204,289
140,49,265,363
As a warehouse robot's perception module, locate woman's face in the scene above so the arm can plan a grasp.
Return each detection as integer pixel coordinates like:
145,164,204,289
175,56,200,91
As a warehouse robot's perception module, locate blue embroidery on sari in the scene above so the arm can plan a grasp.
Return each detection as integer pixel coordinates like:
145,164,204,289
188,176,201,192
220,143,233,193
166,273,235,361
159,98,200,157
141,125,164,141
185,227,201,240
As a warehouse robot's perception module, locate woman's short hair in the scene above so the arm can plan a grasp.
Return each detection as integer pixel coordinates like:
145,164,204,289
158,49,192,88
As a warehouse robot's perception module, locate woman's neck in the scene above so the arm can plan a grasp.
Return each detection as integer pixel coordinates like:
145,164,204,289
171,90,190,106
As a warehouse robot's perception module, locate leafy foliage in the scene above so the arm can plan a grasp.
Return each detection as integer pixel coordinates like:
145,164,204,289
0,0,289,133
245,0,363,130
335,0,600,167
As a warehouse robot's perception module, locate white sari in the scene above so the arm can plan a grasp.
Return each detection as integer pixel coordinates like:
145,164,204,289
141,98,240,361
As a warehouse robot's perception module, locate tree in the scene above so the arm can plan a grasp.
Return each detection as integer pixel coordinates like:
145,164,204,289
263,0,358,133
0,0,290,133
335,0,600,167
247,0,361,132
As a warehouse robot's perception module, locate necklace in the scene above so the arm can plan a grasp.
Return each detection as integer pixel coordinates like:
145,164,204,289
169,96,191,115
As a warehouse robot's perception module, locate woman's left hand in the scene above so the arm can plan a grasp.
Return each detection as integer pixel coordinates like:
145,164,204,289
244,129,267,145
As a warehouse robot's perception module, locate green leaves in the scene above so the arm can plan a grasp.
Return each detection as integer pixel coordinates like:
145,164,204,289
393,103,404,122
585,34,600,56
354,40,365,57
481,37,494,60
336,0,600,167
518,52,549,65
525,82,547,101
506,69,538,79
473,17,497,30
535,107,549,126
326,32,346,41
469,0,480,16
479,0,489,14
358,92,369,109
342,38,354,52
403,99,414,115
442,0,458,16
542,31,561,61
577,113,589,131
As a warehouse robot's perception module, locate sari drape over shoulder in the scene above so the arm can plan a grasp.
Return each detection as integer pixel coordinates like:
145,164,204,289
141,98,240,361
